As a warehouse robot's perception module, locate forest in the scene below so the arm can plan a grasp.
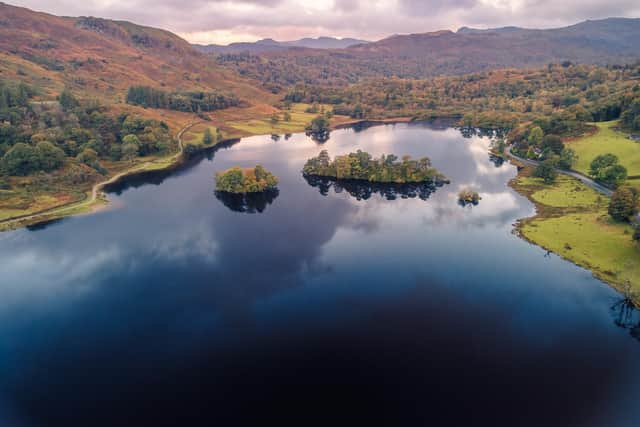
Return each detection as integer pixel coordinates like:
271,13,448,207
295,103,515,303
303,150,448,185
0,80,175,179
126,86,242,113
280,63,640,132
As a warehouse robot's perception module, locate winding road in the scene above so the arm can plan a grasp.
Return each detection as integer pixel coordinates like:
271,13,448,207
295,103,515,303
506,146,613,197
0,121,200,230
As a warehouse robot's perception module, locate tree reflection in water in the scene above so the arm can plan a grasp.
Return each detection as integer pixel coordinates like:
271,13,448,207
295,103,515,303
304,175,443,201
214,189,279,214
611,296,640,341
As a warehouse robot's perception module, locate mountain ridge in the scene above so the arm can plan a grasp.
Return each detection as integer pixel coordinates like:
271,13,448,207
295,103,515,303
195,36,369,54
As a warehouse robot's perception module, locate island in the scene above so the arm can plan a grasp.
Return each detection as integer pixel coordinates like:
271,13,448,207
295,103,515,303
458,189,482,206
215,165,279,193
302,150,449,185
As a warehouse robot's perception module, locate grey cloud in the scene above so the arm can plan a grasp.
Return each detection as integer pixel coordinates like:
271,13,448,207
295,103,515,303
7,0,640,44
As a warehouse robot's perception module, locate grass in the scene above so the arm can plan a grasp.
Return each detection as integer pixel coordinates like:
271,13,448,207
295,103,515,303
513,168,640,298
518,175,605,208
569,121,640,177
226,103,331,136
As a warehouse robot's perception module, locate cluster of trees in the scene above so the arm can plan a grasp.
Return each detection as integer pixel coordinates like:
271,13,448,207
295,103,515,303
1,141,65,176
0,82,176,178
305,116,331,142
512,125,578,183
302,150,448,184
126,86,241,113
215,165,279,194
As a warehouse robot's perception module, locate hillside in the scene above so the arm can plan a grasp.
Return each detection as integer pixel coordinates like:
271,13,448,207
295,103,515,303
0,2,271,107
194,37,369,55
213,18,640,88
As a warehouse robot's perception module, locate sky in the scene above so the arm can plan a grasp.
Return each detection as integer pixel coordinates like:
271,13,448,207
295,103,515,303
8,0,640,45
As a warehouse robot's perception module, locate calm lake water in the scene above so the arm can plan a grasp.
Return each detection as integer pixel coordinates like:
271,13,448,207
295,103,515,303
1,123,639,426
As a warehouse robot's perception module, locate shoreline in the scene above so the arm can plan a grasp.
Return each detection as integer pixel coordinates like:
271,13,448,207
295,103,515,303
0,118,412,231
507,161,639,306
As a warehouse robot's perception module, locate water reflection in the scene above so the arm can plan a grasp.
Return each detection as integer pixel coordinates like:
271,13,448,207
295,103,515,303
304,174,443,201
611,297,640,341
214,189,279,213
2,123,640,426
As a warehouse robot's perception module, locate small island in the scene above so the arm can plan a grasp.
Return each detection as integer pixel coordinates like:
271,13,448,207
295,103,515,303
302,150,449,185
458,189,482,206
215,165,278,193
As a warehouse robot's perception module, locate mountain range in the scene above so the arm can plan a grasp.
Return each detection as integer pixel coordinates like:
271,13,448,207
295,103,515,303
1,1,640,98
194,37,369,54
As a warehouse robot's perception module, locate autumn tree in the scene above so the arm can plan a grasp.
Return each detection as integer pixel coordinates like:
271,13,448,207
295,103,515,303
608,187,639,222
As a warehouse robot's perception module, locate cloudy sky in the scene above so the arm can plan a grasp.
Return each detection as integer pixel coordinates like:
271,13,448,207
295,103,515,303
9,0,640,44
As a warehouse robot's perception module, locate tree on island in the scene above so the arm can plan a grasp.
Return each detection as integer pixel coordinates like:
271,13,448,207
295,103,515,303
215,165,278,194
305,116,330,142
458,189,482,206
303,149,448,185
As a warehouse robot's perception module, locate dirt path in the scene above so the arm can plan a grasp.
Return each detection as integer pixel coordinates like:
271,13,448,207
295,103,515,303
0,121,200,230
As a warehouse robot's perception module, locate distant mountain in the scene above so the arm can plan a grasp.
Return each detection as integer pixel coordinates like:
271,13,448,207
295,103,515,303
349,18,640,61
214,17,640,87
194,37,369,54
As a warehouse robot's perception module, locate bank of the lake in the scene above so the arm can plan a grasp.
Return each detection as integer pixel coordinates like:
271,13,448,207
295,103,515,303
0,105,361,231
510,167,640,301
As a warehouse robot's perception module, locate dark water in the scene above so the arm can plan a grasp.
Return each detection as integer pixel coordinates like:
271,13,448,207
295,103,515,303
1,123,639,426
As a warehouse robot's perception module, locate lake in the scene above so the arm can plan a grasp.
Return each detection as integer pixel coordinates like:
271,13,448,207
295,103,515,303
1,123,639,426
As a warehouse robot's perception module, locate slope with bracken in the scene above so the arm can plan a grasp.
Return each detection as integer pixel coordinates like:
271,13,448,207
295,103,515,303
0,2,273,117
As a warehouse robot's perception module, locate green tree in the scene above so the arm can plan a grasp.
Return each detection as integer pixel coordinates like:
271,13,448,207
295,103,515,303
590,154,627,187
608,187,639,222
76,148,98,166
541,134,564,155
557,148,577,170
527,126,544,147
121,134,141,161
283,112,291,122
58,88,79,111
270,113,279,126
36,141,65,172
533,159,558,184
0,143,40,176
203,128,214,145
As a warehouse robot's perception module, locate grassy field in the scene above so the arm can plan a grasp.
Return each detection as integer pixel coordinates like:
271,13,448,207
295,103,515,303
569,121,640,178
225,103,332,136
513,170,640,298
